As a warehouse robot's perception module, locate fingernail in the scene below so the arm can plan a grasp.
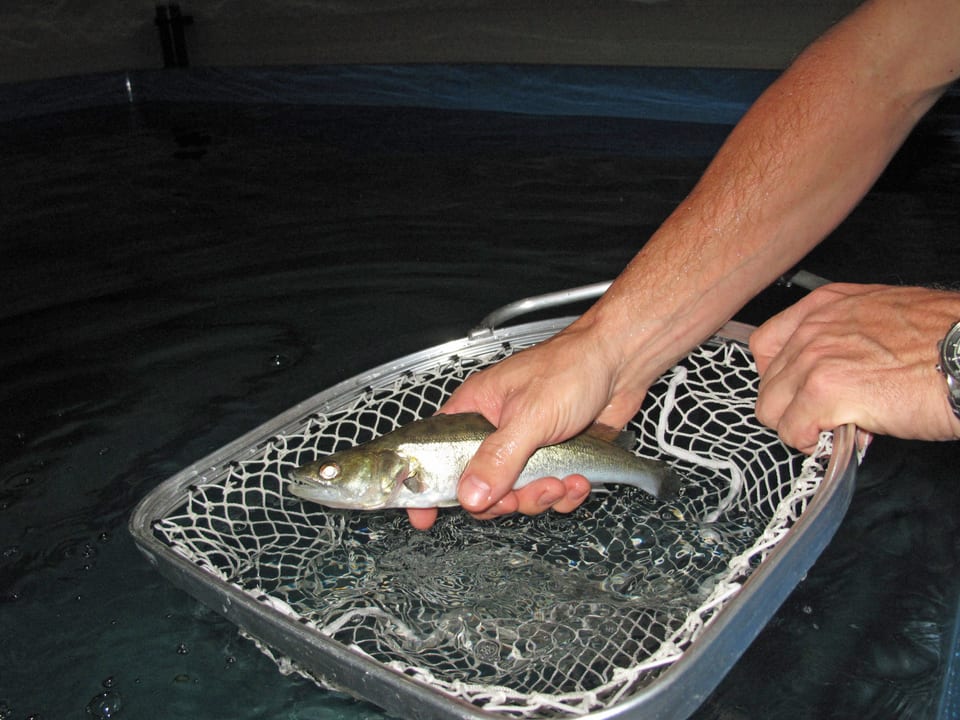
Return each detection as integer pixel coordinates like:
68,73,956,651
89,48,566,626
537,489,563,508
569,487,590,503
460,475,491,509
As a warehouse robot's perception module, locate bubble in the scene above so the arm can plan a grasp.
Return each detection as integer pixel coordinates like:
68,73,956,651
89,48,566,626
266,354,290,370
85,690,122,719
699,527,723,545
630,526,658,549
176,642,189,655
473,639,501,663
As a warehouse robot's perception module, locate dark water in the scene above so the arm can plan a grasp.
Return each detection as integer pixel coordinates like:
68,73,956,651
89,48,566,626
1,73,959,720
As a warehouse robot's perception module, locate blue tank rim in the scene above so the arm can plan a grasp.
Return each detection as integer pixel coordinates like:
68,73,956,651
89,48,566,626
0,63,778,126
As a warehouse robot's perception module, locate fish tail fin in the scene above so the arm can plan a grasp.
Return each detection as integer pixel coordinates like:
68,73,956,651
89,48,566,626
656,468,682,500
628,459,683,501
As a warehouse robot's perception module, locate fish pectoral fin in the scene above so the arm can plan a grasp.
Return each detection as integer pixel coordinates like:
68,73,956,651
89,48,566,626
585,422,637,451
401,456,426,494
403,473,426,494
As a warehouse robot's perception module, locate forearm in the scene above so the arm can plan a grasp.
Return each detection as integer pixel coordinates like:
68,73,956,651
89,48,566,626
578,0,959,391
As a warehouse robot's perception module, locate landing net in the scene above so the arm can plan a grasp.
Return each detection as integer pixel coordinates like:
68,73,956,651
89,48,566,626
150,332,833,718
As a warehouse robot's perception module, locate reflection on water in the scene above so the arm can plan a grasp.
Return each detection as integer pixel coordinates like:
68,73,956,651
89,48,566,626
1,79,959,719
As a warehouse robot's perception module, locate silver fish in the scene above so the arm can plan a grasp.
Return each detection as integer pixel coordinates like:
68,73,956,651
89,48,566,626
288,413,680,510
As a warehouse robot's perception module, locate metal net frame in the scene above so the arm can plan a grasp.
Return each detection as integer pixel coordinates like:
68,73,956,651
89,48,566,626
149,331,834,718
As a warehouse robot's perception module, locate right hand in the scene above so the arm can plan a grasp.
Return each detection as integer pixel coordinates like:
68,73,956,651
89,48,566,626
406,319,649,530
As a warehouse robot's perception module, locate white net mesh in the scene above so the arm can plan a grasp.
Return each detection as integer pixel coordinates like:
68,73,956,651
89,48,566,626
150,333,833,718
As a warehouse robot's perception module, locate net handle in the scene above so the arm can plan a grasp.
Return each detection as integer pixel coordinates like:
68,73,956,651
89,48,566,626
469,281,611,337
470,270,831,337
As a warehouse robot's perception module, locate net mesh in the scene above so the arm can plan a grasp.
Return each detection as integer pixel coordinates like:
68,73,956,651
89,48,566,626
151,333,833,718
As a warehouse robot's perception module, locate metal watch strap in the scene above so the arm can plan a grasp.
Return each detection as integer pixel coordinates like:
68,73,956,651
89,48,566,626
945,373,960,421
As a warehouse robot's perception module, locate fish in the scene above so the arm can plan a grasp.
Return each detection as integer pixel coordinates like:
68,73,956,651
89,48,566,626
288,412,680,510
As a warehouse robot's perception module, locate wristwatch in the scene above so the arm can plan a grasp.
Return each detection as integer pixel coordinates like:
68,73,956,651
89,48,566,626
937,320,960,421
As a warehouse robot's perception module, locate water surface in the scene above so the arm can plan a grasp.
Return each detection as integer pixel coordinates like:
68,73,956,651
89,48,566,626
1,70,959,719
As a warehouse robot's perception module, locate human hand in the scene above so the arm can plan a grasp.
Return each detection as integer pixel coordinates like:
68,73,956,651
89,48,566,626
750,283,960,453
406,319,649,530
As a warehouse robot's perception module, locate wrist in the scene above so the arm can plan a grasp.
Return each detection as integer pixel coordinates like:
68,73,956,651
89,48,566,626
572,281,687,396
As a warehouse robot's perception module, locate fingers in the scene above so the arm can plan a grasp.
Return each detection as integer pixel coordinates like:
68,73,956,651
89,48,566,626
457,422,543,514
751,283,947,452
750,283,882,451
750,283,854,374
406,507,438,530
438,381,493,417
756,366,840,453
508,475,590,517
754,314,864,452
549,475,593,514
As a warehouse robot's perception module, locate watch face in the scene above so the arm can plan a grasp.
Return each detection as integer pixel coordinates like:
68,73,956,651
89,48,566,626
943,323,960,377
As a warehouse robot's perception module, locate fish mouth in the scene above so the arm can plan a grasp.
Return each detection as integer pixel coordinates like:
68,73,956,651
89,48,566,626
287,472,383,510
286,470,328,498
288,466,316,484
287,466,335,492
288,482,351,508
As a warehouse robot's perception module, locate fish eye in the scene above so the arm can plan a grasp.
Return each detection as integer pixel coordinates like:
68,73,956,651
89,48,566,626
319,462,340,481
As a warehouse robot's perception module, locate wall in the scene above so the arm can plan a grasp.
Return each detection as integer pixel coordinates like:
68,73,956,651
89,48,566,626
0,1,863,85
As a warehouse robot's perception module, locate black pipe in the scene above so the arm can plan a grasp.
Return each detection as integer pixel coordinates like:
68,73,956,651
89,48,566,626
154,5,176,68
169,4,194,68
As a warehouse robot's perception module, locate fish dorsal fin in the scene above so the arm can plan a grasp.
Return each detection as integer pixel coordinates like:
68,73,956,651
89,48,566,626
585,422,636,451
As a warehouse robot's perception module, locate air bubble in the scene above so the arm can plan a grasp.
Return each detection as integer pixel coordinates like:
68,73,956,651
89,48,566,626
473,639,501,663
266,354,290,370
630,527,657,548
699,527,723,545
85,690,122,718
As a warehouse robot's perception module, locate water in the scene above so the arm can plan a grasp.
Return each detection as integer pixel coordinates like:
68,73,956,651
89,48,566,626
1,67,959,719
265,488,766,695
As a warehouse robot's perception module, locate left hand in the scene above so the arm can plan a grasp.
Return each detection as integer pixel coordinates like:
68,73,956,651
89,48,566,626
749,283,960,453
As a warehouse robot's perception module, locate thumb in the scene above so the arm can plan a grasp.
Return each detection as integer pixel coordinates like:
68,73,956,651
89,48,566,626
457,424,540,513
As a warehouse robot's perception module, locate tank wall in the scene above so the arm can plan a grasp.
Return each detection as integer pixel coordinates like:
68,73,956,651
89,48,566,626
0,1,860,85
